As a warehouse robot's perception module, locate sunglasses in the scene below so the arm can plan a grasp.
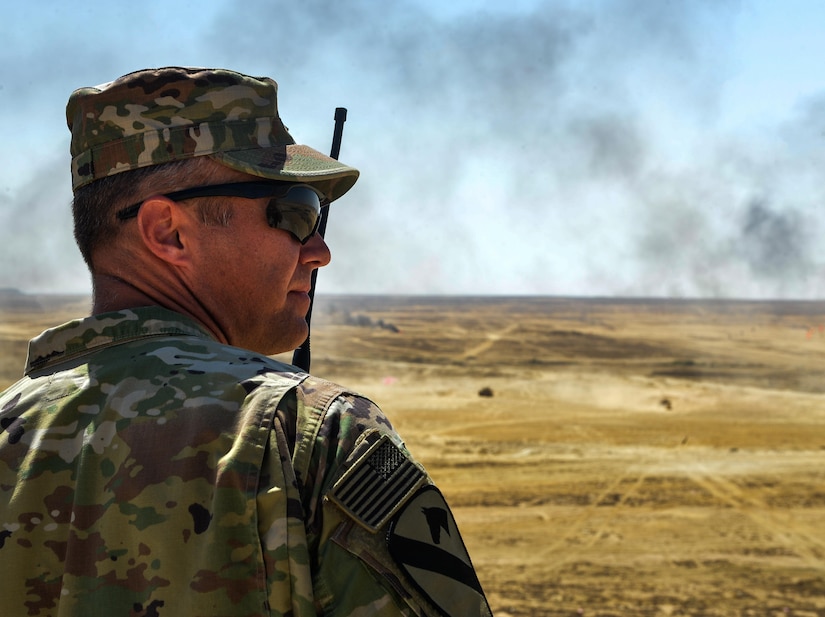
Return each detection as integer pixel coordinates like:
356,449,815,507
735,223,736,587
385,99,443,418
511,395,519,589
116,181,327,244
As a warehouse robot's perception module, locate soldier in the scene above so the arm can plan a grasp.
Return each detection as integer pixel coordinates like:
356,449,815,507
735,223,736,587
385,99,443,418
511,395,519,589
0,67,491,617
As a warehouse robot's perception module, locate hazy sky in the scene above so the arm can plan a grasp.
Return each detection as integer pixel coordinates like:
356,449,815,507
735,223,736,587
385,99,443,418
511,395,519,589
3,0,825,298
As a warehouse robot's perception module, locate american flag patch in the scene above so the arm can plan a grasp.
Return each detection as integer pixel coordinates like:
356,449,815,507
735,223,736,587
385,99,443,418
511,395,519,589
330,433,427,532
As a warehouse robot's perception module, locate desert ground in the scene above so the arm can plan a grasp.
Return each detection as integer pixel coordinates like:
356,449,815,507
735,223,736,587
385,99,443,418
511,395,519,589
2,292,825,616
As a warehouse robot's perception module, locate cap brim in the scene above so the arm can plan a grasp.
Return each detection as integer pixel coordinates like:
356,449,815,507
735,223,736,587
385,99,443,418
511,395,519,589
211,144,359,202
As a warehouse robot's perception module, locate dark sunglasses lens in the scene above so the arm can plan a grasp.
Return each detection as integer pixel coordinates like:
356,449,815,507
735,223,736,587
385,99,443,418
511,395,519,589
265,186,322,243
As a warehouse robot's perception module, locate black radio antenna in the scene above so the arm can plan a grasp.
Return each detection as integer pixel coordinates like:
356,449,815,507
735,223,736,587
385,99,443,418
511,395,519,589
292,107,348,371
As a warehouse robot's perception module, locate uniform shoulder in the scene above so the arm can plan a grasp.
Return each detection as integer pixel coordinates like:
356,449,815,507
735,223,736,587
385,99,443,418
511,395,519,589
293,375,393,432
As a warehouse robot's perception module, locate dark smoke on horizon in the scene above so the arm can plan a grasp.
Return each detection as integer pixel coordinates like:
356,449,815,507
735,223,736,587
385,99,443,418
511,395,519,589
3,0,825,298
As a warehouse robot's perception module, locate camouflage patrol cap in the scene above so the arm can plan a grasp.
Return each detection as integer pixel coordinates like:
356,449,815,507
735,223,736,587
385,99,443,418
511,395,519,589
66,67,359,201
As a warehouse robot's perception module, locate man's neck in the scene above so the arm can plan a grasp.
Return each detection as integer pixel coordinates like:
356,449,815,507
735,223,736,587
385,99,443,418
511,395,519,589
90,273,230,346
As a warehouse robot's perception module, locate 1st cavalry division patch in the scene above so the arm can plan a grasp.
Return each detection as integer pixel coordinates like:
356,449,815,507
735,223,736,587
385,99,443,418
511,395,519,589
329,433,427,532
387,485,492,617
329,434,492,616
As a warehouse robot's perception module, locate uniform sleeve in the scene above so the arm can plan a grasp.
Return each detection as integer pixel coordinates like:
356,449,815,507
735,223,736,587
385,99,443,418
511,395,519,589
299,392,492,617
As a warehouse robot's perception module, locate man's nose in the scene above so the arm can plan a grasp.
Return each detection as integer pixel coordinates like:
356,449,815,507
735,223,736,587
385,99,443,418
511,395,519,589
301,231,332,267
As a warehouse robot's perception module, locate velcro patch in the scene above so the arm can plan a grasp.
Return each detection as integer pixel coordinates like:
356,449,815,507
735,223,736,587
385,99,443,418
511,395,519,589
330,433,426,532
387,485,492,617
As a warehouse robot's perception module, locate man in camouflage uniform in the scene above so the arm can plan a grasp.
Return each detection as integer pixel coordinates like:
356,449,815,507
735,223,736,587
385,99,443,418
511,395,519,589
0,67,491,617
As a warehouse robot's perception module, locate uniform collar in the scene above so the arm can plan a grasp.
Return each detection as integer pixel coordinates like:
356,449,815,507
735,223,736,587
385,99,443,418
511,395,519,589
25,306,213,375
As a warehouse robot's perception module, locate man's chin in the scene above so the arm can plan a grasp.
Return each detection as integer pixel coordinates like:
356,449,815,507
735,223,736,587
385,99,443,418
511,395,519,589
264,322,309,357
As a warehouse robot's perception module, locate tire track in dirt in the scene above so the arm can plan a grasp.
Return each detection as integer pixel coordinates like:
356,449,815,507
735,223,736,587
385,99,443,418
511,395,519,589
689,468,825,570
457,323,520,361
543,459,651,571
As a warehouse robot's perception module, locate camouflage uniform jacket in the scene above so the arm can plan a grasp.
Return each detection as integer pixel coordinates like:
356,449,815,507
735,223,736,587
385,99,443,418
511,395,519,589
0,307,491,617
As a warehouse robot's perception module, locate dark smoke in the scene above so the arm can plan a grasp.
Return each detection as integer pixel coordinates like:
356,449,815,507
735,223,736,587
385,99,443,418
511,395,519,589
324,304,400,333
740,199,812,278
3,0,823,298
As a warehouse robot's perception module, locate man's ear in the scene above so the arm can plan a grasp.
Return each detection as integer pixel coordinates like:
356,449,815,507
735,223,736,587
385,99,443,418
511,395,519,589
135,197,191,266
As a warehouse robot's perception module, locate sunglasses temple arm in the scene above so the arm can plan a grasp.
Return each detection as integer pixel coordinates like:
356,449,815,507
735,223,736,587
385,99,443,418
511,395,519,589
292,107,347,372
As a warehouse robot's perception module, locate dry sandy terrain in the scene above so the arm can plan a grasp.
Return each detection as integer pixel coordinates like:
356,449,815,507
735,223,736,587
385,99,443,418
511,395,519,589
2,293,825,616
